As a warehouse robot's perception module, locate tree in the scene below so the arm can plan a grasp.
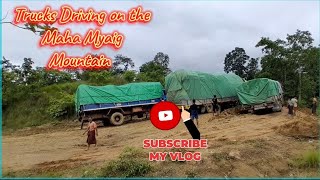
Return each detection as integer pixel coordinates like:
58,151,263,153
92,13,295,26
2,57,20,108
21,58,34,84
2,56,16,71
286,30,313,51
224,47,252,79
256,29,318,104
153,52,171,75
255,37,289,84
224,47,249,78
1,10,58,37
246,58,259,80
123,70,136,83
137,52,171,85
138,61,166,84
112,54,135,74
40,69,73,86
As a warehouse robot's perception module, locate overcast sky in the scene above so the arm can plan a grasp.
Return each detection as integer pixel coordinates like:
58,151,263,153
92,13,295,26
2,0,319,74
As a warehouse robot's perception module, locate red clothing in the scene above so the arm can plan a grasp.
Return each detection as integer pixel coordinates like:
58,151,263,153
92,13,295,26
87,130,96,144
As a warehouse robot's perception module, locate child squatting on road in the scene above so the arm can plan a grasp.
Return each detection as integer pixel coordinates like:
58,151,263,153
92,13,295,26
83,117,98,150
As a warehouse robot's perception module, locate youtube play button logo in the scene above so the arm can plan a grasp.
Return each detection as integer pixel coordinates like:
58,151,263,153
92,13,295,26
158,110,173,121
150,101,181,130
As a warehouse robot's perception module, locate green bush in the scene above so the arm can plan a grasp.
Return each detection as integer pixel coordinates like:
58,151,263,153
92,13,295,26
100,147,152,177
46,93,74,119
42,83,80,119
294,150,320,168
3,82,81,130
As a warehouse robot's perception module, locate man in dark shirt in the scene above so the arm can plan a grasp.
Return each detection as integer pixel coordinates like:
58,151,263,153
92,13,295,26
189,99,199,127
212,95,218,115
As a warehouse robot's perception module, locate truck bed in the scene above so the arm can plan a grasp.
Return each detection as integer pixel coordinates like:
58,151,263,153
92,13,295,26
81,98,162,112
176,97,238,105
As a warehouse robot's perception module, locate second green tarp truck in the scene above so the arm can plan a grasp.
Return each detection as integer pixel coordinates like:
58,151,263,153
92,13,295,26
236,78,283,112
165,70,245,113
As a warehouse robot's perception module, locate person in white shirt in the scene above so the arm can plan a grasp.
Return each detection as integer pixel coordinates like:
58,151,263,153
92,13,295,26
291,97,298,116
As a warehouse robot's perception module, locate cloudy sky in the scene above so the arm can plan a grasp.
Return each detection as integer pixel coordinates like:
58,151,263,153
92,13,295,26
2,0,319,73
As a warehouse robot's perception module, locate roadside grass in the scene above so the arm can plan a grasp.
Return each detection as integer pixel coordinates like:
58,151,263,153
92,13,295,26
3,164,98,178
3,82,81,131
245,138,268,149
185,168,198,178
3,147,152,178
99,147,152,177
3,97,53,130
3,169,64,178
210,152,229,162
3,171,17,178
290,150,320,169
2,120,79,136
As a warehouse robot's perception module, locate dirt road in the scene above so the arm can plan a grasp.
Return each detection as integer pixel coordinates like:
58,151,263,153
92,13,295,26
3,108,319,177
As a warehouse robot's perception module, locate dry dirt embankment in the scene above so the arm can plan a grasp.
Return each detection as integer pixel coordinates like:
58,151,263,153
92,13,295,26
3,108,319,177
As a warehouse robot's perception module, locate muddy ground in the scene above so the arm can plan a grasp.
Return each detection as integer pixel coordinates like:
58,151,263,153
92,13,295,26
3,108,319,177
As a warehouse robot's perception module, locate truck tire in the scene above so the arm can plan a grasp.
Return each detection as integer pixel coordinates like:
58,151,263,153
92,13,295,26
110,112,125,126
206,104,213,113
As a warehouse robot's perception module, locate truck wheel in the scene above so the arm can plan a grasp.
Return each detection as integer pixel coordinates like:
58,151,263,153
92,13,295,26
206,104,213,113
110,112,125,126
200,106,206,114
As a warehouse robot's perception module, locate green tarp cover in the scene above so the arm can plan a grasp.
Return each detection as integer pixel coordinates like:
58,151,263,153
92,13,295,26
164,70,244,103
75,82,164,111
236,78,283,105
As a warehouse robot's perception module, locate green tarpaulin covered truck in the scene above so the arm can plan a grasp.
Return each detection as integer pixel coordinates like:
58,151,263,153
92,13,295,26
236,78,283,112
75,82,165,128
165,70,245,113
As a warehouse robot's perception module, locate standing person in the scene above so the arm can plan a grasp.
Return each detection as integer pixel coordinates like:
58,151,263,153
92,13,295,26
291,96,298,116
312,96,318,115
83,117,98,151
212,95,219,116
287,97,293,115
161,90,167,101
189,99,199,127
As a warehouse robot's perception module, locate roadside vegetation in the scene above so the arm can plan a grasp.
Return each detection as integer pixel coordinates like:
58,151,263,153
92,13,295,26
291,150,320,169
3,147,153,178
100,147,152,177
3,29,319,130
